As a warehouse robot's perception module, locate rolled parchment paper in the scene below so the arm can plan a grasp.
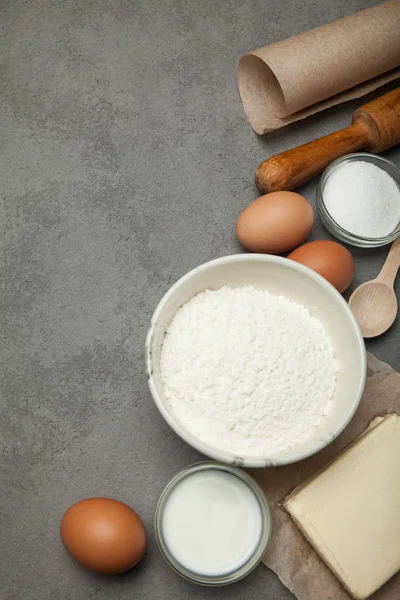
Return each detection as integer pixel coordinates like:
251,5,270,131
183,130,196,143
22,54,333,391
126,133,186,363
238,0,400,134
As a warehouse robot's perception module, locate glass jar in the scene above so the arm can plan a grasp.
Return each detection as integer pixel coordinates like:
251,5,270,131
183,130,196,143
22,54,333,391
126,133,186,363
154,461,270,586
316,153,400,248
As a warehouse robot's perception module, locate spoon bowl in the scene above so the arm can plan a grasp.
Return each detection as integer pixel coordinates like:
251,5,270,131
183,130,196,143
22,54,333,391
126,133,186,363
349,237,400,338
349,281,397,338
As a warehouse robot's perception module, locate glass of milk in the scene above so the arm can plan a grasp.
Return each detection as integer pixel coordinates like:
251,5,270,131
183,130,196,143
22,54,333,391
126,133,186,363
154,462,270,585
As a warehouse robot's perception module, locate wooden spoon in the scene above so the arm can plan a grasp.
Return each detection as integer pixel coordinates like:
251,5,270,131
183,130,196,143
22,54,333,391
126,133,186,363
349,237,400,338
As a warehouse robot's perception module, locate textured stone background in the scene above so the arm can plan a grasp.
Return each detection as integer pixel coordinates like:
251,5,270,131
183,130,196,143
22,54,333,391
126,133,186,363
1,1,399,599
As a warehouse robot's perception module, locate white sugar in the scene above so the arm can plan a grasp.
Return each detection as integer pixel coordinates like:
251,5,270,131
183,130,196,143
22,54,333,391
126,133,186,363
323,161,400,238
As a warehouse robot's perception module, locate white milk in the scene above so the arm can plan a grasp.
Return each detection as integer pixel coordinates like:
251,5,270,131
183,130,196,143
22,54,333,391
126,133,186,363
161,469,263,576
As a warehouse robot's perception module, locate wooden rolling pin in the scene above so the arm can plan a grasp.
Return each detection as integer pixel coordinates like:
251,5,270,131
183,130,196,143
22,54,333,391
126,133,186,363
255,88,400,194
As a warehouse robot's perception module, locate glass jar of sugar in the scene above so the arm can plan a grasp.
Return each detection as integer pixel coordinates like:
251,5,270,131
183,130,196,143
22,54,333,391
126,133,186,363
317,153,400,248
154,462,270,585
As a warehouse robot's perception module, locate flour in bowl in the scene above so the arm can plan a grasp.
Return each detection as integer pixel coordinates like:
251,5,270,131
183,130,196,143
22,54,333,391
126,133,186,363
160,286,338,456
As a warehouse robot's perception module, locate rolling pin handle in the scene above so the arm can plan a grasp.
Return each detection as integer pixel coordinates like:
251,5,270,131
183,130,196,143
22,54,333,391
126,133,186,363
255,120,370,194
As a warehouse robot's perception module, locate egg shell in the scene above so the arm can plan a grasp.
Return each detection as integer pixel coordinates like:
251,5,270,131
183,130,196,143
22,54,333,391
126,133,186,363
236,192,314,254
60,497,147,574
288,240,355,293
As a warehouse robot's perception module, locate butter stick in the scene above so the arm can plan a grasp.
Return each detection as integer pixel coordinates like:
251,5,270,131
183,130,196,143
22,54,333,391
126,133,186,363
285,414,400,599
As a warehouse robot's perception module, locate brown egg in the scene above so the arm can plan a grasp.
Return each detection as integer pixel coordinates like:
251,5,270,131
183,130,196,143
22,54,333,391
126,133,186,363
236,192,314,254
60,497,147,574
288,240,355,293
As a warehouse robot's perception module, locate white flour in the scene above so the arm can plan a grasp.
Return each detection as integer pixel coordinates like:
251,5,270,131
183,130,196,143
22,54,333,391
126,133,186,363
160,286,338,456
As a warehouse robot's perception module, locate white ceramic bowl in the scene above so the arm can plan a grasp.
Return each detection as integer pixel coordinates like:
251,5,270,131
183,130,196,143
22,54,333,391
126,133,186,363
146,254,366,467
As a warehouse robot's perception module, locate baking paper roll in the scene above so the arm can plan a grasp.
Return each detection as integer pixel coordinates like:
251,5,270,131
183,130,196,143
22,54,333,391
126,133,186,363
238,0,400,134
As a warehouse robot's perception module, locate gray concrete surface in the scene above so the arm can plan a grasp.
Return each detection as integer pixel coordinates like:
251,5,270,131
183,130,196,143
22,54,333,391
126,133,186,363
1,0,399,599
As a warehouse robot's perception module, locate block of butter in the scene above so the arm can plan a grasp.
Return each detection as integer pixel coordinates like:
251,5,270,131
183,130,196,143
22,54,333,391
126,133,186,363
285,414,400,599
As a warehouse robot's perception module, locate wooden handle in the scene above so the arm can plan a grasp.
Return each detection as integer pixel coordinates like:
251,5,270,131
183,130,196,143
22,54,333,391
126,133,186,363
377,236,400,287
255,120,370,193
356,87,400,152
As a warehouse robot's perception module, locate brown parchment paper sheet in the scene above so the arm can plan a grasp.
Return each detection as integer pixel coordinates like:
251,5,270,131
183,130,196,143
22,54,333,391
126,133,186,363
238,0,400,134
250,353,400,599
